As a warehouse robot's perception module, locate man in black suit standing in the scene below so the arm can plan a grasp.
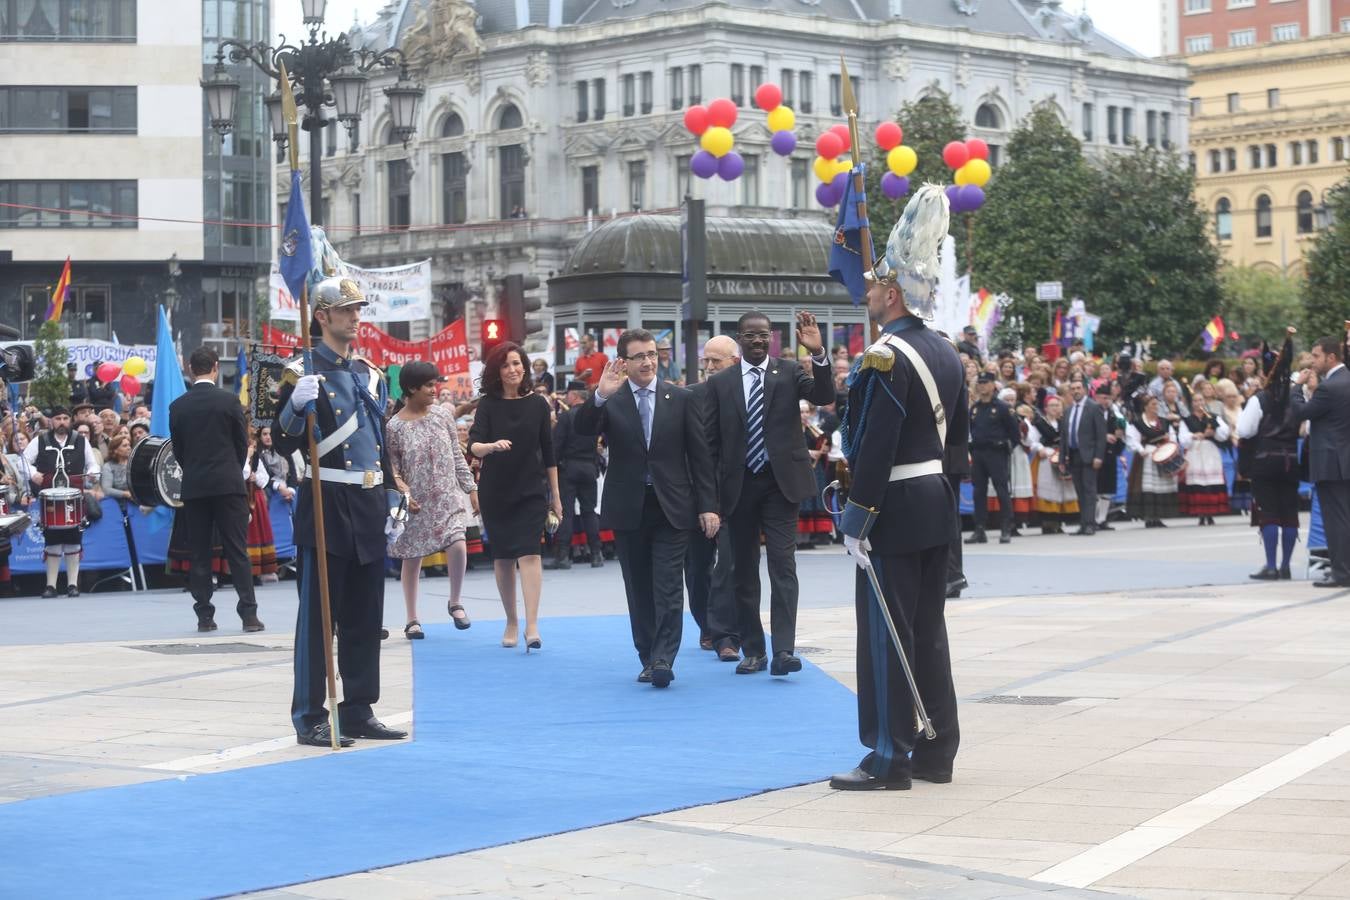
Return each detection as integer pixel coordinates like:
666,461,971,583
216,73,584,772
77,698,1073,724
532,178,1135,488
1293,334,1350,587
1064,376,1107,536
706,310,835,676
575,328,719,687
169,346,263,633
547,379,604,570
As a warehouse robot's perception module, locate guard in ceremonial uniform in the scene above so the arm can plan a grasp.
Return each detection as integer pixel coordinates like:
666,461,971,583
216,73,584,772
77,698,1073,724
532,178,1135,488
831,186,968,791
275,276,409,748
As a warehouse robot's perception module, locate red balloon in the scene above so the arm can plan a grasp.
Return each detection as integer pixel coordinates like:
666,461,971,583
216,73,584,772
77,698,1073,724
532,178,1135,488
120,374,141,395
96,361,120,384
753,83,782,111
875,121,903,150
683,105,710,136
829,123,851,152
815,131,844,160
707,98,738,129
965,138,990,161
942,140,970,170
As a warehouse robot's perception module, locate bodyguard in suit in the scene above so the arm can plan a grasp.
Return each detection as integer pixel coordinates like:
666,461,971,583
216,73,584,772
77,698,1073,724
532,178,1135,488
706,310,835,676
169,346,263,633
831,185,968,791
275,277,408,747
1063,376,1107,536
965,372,1019,545
575,328,719,688
547,379,604,570
1293,335,1350,587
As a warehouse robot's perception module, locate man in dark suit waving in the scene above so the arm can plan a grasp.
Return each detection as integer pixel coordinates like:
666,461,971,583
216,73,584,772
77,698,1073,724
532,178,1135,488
706,310,835,676
575,328,719,687
1293,334,1350,587
169,346,263,633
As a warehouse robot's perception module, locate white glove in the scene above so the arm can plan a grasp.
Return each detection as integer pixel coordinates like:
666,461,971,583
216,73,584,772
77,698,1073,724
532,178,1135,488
384,515,405,544
290,375,321,412
844,535,872,569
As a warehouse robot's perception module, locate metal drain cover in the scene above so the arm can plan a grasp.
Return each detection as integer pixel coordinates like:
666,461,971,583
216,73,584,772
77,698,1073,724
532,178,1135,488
977,695,1077,706
131,643,285,655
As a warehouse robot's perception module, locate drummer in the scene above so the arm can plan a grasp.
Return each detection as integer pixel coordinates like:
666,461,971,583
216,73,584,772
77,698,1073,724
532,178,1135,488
23,406,99,598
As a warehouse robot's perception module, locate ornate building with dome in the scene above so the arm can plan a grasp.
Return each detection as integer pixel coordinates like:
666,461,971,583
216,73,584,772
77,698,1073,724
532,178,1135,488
301,0,1188,349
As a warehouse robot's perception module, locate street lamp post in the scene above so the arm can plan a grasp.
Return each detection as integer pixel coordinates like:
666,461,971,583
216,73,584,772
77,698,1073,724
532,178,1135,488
200,1,424,226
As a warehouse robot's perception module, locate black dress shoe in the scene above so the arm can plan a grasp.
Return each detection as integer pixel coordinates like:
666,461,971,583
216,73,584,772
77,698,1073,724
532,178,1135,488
717,646,740,662
699,636,714,651
1279,566,1292,580
67,586,79,597
1312,578,1350,589
197,618,218,633
999,532,1012,544
770,651,802,676
828,767,911,791
911,767,954,784
964,530,987,545
341,717,408,740
650,661,673,688
637,666,653,683
241,616,265,633
297,724,354,748
1249,567,1280,581
590,555,604,568
735,654,767,674
1097,522,1114,531
41,586,57,599
543,557,571,570
1074,526,1096,536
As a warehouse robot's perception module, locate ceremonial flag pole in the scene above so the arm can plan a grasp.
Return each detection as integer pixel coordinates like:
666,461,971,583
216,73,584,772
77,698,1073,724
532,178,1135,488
840,57,878,342
278,61,341,751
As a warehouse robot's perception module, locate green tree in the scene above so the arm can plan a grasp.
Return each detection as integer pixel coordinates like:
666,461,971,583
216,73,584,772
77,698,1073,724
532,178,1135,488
31,320,70,411
970,104,1092,345
1302,178,1350,343
1066,146,1222,356
1219,265,1303,348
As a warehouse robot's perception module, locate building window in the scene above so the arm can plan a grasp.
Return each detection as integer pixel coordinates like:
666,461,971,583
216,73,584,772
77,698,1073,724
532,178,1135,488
1229,29,1255,48
499,144,525,219
1272,23,1300,42
1226,147,1237,171
780,69,794,108
669,66,683,110
627,159,645,212
498,103,523,130
1082,103,1093,141
1208,149,1222,174
988,145,1002,167
575,81,588,123
0,0,136,40
1161,112,1172,149
750,65,763,95
222,173,264,246
688,65,702,106
1107,105,1118,144
791,158,808,208
1335,137,1346,161
1227,92,1239,113
1227,0,1254,7
387,159,411,230
1297,190,1314,234
1190,97,1201,116
1342,17,1350,32
829,74,841,117
1186,35,1213,53
676,154,691,200
975,104,1002,129
799,71,813,114
1307,140,1319,164
1290,141,1303,165
324,118,336,156
0,179,136,227
740,154,760,206
622,74,635,117
1215,198,1232,241
640,71,653,114
1248,145,1262,169
350,124,360,153
592,78,606,120
1188,152,1196,172
0,85,136,132
1122,108,1135,143
1184,0,1210,11
1267,88,1280,109
1255,194,1272,238
581,165,599,214
441,112,464,137
1146,110,1158,147
442,152,466,225
731,64,745,107
1265,143,1277,167
352,192,361,236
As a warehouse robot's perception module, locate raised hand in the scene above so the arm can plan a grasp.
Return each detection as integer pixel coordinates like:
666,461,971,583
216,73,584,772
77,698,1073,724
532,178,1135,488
596,357,627,400
795,310,823,355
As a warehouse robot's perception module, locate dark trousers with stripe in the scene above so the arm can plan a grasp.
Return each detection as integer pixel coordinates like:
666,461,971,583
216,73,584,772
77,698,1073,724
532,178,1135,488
291,547,385,734
853,544,960,778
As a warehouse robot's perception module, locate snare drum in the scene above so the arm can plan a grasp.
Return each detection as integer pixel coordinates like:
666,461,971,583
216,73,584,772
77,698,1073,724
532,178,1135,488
1152,441,1186,476
40,486,85,529
129,435,183,508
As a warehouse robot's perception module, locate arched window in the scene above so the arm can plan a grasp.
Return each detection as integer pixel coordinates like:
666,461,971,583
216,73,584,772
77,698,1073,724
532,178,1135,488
974,103,1002,129
440,112,465,138
1255,194,1272,238
1296,190,1314,234
1215,198,1232,241
497,103,523,130
380,123,402,146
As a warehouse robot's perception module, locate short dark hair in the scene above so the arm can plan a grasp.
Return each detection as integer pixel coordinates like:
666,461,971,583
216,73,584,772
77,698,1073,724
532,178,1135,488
737,311,770,333
480,342,533,398
616,328,655,360
1312,336,1342,359
188,346,219,376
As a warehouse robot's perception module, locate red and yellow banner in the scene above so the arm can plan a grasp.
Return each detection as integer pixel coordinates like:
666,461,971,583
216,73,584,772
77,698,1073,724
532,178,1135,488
260,319,469,375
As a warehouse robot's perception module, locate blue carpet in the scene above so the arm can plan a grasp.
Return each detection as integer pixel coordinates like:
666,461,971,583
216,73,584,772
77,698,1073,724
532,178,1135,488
0,615,861,899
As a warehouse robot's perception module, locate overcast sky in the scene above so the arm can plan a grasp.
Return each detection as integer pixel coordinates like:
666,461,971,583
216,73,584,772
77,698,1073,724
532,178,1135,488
275,0,1162,65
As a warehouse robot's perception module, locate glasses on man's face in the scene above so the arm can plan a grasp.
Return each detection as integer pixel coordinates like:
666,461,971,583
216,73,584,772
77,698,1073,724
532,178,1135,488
626,351,659,362
740,331,772,341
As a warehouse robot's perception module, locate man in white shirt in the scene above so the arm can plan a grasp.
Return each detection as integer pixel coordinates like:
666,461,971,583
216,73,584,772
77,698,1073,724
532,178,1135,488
24,407,99,597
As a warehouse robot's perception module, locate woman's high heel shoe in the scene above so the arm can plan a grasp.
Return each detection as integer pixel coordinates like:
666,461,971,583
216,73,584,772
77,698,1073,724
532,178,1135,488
525,634,542,654
502,625,519,648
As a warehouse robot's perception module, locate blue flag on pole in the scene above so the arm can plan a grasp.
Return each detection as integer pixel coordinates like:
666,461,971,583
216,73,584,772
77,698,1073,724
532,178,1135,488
828,165,870,306
149,305,185,439
278,170,313,303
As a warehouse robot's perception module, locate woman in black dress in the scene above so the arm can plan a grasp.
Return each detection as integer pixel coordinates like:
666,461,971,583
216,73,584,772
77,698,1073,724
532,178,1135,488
469,343,562,651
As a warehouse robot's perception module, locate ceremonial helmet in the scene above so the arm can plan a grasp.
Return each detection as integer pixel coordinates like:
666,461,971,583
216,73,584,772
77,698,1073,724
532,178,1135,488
863,184,950,319
311,276,367,311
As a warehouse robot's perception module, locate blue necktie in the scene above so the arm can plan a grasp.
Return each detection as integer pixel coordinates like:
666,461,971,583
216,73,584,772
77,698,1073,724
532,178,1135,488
746,367,767,473
637,387,653,448
1069,401,1080,450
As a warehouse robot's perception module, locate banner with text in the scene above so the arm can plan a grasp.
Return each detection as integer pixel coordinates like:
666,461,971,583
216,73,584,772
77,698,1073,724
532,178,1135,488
13,339,159,381
268,259,434,322
260,320,469,375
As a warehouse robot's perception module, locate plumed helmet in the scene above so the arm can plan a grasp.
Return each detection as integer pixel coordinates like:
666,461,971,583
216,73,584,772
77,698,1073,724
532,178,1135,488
311,276,366,311
864,183,950,319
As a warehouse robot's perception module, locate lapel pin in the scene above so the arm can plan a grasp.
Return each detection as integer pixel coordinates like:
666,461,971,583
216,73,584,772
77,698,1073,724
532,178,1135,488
664,393,671,400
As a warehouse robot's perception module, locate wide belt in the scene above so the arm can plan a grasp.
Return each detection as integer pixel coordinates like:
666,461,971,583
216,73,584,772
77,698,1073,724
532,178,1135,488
309,467,384,488
889,460,943,481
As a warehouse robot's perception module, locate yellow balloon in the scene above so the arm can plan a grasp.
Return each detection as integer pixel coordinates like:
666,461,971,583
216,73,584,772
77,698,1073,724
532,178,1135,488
954,163,972,186
813,156,834,183
700,126,734,158
887,145,917,177
964,158,992,187
833,158,853,178
766,105,795,133
122,355,147,376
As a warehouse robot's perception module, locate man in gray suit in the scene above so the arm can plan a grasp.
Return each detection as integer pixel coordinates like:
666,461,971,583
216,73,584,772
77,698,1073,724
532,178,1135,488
1293,335,1350,587
1064,377,1107,536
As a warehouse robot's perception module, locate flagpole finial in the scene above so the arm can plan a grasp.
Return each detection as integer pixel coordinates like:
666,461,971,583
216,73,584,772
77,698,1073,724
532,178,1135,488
278,60,300,173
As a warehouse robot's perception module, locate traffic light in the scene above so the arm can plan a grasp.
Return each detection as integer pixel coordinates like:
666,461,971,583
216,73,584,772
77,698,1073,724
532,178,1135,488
499,274,543,343
482,318,506,356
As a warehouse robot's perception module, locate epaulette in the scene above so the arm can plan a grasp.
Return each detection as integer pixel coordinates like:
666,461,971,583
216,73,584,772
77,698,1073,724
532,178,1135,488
861,341,896,373
351,353,387,383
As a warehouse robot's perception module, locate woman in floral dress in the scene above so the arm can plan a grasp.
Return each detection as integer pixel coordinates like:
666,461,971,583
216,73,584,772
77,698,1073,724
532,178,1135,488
388,362,479,639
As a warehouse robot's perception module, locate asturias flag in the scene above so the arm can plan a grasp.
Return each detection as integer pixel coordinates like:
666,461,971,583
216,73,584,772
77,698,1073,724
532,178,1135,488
46,257,72,321
277,170,314,303
1201,315,1226,352
827,166,870,306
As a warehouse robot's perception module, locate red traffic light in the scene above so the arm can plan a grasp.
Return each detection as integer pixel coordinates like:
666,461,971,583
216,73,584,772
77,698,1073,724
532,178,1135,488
483,320,504,342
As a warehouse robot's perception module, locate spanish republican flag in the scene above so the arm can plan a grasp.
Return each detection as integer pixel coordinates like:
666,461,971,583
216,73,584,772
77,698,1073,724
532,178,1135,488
1201,315,1225,352
46,257,72,321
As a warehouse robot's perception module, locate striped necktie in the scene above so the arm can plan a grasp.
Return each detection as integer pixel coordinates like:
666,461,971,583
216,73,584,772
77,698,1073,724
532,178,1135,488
746,367,767,473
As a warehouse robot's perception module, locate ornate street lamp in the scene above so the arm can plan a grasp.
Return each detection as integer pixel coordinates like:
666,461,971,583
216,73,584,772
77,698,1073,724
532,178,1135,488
264,89,286,143
384,65,424,147
201,52,241,135
300,0,327,25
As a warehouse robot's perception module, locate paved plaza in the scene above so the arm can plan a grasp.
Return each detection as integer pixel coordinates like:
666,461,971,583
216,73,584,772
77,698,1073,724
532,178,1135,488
1,517,1348,899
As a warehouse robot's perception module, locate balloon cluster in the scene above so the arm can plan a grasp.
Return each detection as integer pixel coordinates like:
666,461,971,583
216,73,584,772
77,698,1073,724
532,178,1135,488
754,83,798,156
685,99,744,181
97,356,148,396
876,121,915,201
941,139,991,213
812,124,857,208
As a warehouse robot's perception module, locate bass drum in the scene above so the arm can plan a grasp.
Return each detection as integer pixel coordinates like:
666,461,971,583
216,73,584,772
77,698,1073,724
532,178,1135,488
129,435,184,508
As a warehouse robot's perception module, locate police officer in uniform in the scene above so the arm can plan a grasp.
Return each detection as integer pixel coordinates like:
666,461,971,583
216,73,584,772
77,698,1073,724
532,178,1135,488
275,276,408,748
831,186,968,790
966,372,1019,545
